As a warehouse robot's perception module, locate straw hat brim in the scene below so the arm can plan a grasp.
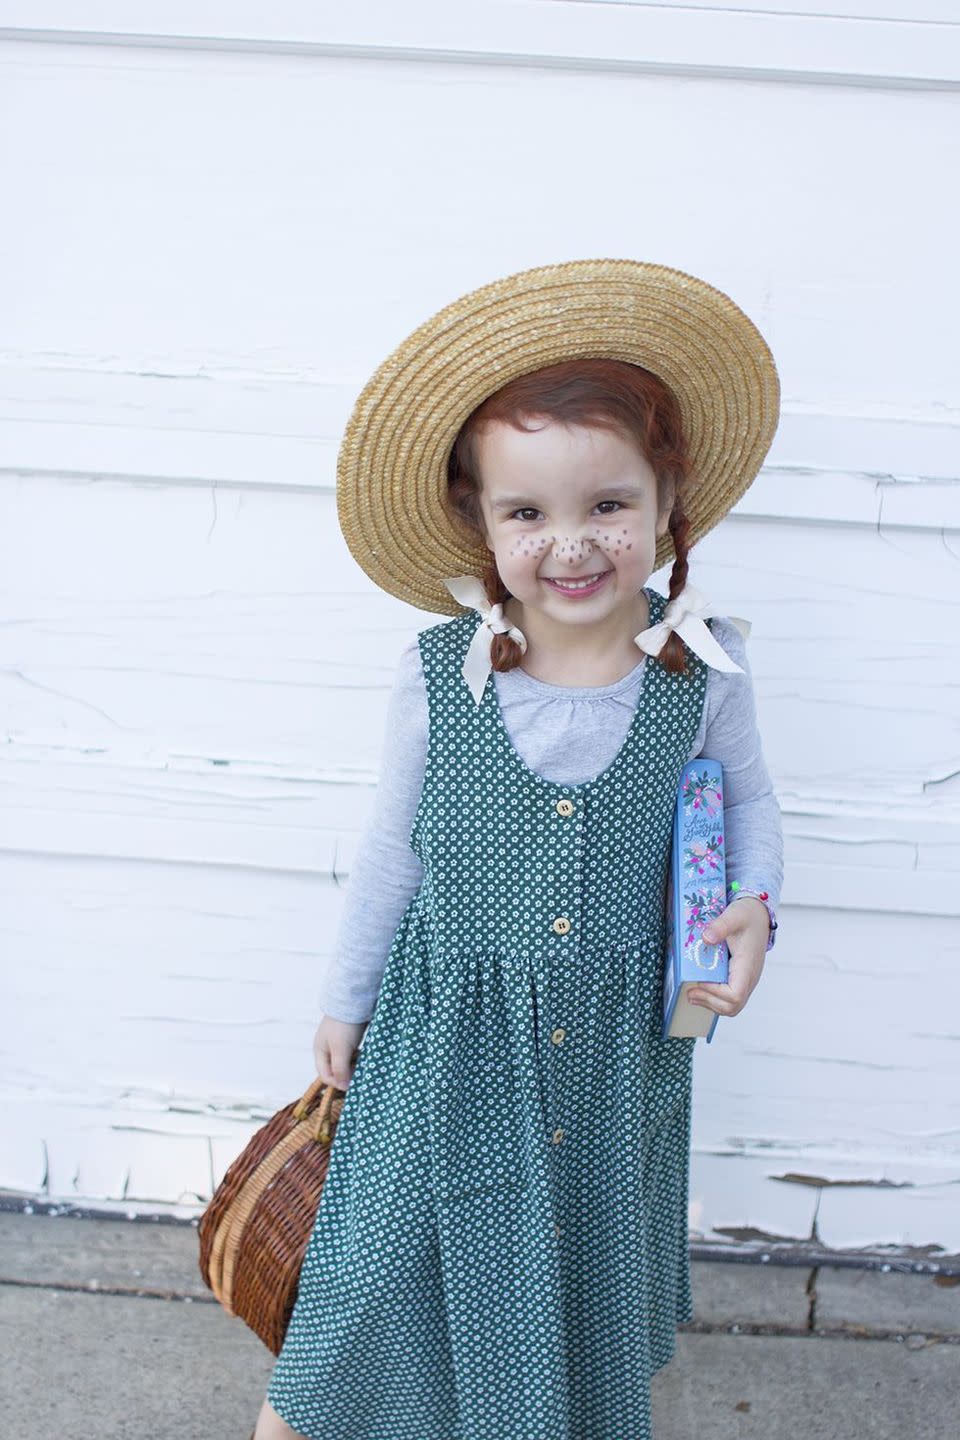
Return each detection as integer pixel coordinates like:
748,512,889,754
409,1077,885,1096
336,258,780,616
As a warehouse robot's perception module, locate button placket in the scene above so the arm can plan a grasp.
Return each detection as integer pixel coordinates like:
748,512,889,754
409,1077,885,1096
549,795,579,939
545,792,584,1162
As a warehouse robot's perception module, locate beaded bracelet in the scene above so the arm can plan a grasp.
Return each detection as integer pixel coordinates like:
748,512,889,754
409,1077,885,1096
727,881,778,951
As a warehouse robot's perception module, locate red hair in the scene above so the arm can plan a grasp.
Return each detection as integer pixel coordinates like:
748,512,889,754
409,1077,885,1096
442,358,695,675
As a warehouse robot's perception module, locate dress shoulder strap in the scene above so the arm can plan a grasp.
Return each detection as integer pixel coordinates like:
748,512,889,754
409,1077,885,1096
415,611,478,714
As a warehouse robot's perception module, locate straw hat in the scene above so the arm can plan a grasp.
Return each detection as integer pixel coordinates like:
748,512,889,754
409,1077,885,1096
336,258,780,616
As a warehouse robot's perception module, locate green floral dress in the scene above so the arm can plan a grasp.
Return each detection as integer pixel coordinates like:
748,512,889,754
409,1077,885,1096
267,586,711,1440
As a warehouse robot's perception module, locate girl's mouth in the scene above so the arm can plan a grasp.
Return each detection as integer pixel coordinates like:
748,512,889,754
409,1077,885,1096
543,570,612,598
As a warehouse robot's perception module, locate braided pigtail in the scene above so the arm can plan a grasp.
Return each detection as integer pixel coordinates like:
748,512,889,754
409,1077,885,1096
657,497,693,676
445,449,527,675
481,560,525,673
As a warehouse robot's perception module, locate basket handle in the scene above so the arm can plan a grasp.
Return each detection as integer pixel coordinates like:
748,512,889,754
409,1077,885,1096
291,1075,345,1143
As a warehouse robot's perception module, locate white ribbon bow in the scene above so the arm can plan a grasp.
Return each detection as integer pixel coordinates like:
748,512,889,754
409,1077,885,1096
633,581,751,673
442,575,750,705
443,575,529,705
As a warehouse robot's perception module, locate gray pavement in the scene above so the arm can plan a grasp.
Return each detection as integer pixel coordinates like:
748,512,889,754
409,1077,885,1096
0,1209,957,1439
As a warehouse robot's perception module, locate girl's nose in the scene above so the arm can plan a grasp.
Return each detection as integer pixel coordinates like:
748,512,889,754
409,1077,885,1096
551,534,597,564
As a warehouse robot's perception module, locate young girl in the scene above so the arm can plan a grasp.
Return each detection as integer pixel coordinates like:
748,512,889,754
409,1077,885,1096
254,259,783,1440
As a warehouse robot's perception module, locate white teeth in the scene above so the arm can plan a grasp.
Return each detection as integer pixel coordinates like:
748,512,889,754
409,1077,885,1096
549,574,607,590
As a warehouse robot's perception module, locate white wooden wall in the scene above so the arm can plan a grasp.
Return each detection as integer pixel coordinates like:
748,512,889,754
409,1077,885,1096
1,2,958,1255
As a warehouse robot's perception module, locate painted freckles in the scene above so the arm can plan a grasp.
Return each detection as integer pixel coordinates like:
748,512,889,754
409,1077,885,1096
507,527,634,559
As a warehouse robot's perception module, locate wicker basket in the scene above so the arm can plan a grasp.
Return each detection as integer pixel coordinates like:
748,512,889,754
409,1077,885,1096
198,1075,346,1355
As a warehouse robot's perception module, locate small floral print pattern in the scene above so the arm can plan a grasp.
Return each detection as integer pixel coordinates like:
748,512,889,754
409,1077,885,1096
681,768,723,818
683,887,728,948
683,833,724,876
267,588,711,1440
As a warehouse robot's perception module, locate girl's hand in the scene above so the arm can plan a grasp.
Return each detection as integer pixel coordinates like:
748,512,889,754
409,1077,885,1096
685,897,769,1018
313,1014,368,1092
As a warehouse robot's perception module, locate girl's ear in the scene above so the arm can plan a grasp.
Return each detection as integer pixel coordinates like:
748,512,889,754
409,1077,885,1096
655,480,676,539
477,496,494,551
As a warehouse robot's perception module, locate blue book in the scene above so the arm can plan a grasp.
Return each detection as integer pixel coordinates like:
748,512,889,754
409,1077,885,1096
662,758,730,1042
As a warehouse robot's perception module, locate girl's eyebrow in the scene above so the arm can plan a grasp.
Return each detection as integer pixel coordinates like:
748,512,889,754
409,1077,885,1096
490,482,645,514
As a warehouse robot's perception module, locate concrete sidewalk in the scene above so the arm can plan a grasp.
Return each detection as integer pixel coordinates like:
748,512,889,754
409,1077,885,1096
0,1208,958,1440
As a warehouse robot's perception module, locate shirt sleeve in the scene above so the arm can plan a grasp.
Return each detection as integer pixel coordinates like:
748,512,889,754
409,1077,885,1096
316,638,427,1023
697,616,784,915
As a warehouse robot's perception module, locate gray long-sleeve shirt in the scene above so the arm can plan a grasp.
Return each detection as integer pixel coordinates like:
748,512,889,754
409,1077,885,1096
318,611,784,1024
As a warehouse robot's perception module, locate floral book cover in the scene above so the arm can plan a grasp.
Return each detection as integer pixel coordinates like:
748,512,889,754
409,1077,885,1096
662,758,730,1043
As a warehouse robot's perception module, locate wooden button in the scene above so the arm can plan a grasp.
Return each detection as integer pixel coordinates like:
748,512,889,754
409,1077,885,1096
551,916,571,935
552,1127,565,1144
551,1027,566,1045
554,1222,562,1238
555,799,574,817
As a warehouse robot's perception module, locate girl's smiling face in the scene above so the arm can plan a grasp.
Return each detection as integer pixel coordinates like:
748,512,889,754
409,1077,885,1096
474,417,672,636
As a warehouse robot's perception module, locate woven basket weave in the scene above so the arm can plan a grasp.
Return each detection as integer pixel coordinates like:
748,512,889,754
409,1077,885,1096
198,1076,345,1355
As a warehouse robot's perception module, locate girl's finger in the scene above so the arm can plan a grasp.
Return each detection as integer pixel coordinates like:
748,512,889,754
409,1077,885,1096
690,989,744,1014
689,983,734,1003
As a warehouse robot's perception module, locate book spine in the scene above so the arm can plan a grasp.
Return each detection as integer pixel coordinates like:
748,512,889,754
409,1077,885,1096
662,759,730,1043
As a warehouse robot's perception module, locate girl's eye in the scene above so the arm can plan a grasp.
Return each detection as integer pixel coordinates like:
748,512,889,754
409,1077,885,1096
509,500,623,522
